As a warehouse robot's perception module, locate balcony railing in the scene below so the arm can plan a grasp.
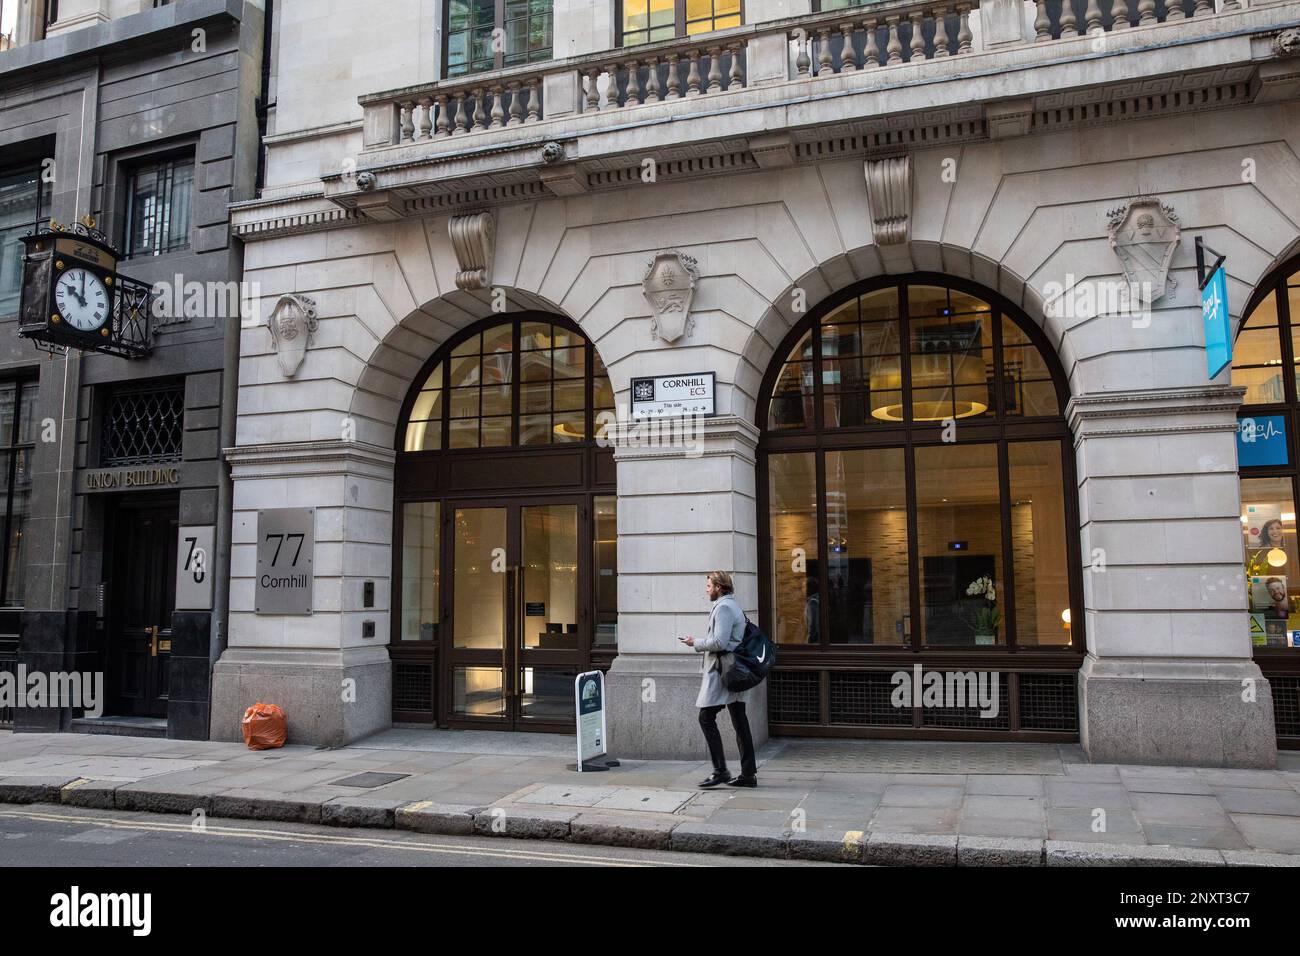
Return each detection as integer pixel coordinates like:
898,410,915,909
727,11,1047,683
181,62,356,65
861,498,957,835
360,0,1273,153
365,30,750,145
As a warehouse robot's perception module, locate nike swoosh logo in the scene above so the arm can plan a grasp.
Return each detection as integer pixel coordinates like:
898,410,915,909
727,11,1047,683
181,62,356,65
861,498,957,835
757,648,766,663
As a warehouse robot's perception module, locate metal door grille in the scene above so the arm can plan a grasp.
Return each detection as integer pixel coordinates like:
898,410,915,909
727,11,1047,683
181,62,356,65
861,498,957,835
1273,676,1300,739
1018,673,1079,732
101,381,184,465
829,671,912,726
393,662,434,712
769,670,820,724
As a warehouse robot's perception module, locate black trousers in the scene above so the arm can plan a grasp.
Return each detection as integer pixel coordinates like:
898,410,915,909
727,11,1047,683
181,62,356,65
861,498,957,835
699,701,757,777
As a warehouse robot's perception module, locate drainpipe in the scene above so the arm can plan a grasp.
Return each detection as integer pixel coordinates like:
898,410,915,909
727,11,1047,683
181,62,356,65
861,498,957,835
254,0,274,195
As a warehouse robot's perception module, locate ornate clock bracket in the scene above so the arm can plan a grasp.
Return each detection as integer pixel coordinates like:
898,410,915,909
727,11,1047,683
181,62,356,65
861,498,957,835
17,218,153,359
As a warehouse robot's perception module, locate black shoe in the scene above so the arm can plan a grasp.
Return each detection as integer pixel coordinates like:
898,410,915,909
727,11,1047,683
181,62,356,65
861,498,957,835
728,775,758,788
698,771,733,788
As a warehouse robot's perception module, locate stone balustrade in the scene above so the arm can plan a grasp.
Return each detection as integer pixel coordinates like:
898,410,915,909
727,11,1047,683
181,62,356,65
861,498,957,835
793,3,976,76
1032,0,1233,40
363,32,749,147
357,0,1265,150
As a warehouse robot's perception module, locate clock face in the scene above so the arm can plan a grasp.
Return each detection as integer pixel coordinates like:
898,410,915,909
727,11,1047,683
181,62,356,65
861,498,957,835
54,267,110,333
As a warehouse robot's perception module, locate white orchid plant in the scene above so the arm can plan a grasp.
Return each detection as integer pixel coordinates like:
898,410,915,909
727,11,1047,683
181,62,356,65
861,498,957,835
965,575,1001,637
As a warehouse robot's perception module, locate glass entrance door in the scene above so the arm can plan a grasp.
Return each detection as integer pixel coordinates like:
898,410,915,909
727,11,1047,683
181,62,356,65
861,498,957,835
447,499,584,730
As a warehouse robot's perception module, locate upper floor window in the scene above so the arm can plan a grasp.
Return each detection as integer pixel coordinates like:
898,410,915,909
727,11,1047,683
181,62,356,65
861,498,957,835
0,163,52,317
619,0,741,46
445,0,553,78
124,155,193,257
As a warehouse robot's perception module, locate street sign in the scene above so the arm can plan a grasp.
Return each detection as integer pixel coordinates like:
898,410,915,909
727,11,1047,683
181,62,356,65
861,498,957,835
630,372,714,419
176,525,215,610
256,508,314,615
576,671,605,763
574,670,619,772
1202,263,1231,379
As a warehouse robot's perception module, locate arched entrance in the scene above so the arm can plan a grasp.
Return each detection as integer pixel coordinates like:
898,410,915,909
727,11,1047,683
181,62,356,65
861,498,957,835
1231,253,1300,747
758,275,1085,740
390,313,617,732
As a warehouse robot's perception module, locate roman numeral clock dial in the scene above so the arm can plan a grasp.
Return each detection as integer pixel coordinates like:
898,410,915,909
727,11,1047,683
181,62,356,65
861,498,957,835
53,267,110,334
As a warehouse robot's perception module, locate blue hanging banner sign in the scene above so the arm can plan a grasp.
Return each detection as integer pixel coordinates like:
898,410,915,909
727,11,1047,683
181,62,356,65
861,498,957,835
1196,236,1232,379
1202,263,1231,379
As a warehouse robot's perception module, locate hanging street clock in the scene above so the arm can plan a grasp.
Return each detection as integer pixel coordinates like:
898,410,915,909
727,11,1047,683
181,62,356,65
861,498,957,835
18,218,153,358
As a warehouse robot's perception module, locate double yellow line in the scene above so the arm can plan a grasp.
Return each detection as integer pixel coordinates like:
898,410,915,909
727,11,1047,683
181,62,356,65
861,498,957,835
0,807,700,867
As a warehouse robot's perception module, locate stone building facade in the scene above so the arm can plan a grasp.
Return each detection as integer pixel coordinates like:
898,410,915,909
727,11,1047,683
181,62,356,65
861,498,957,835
0,0,265,738
221,0,1300,766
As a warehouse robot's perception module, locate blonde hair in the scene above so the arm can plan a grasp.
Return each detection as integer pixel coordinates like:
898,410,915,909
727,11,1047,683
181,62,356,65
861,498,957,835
708,570,734,594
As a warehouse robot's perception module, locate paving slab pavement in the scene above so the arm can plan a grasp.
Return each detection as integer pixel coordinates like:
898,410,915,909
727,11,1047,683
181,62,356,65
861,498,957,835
0,728,1297,865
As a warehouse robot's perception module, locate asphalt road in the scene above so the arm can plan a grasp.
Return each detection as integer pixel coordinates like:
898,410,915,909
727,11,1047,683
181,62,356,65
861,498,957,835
0,804,831,867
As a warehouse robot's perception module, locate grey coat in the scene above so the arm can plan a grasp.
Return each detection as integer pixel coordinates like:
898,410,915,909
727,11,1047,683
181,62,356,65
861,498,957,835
694,593,747,708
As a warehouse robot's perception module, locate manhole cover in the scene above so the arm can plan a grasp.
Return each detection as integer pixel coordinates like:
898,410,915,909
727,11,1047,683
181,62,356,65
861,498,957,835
331,772,410,788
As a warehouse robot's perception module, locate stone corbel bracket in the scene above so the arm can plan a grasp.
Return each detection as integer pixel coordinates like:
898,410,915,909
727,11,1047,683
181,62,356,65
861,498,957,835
864,155,913,246
449,211,495,291
267,294,319,379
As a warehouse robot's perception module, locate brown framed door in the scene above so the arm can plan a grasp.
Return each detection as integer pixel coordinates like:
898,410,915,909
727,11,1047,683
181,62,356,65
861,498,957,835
444,497,586,731
107,497,178,718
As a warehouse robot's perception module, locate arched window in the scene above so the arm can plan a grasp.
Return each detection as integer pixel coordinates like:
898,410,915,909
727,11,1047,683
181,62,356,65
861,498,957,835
392,315,617,732
402,316,615,452
758,276,1082,738
1232,257,1300,744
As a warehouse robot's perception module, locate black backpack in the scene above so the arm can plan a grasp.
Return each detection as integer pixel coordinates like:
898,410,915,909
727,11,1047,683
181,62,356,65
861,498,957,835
721,616,777,692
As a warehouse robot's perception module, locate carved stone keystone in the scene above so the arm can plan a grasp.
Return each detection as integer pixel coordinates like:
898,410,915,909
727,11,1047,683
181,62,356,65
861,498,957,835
864,155,913,246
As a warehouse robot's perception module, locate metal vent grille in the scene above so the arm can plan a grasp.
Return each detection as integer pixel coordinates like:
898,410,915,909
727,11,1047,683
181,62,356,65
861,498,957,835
829,671,912,726
393,662,433,713
920,671,1011,730
1273,676,1300,739
101,381,184,466
1019,673,1079,732
769,670,819,725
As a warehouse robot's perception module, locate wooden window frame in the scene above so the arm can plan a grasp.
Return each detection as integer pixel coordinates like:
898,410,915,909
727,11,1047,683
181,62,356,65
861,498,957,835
615,0,745,47
756,275,1085,706
442,0,555,79
1235,253,1300,738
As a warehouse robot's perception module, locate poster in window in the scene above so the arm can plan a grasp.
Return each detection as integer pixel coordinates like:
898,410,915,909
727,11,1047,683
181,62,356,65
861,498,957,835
1250,575,1290,620
1244,504,1286,550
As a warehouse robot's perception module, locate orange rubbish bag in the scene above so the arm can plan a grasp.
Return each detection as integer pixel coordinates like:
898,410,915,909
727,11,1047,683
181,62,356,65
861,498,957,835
241,702,287,750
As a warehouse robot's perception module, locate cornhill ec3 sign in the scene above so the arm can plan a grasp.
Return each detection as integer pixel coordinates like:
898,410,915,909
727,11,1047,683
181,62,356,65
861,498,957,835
17,219,153,358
